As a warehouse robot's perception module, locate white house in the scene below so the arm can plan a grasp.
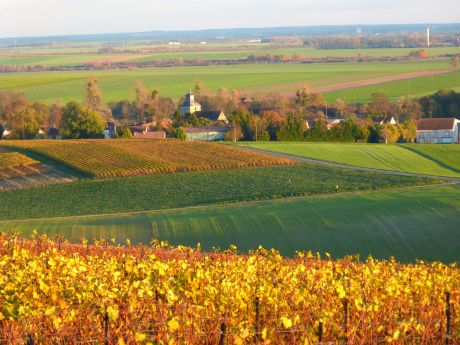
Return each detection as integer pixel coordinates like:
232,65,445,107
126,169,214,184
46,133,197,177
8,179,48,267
373,116,397,125
416,118,460,144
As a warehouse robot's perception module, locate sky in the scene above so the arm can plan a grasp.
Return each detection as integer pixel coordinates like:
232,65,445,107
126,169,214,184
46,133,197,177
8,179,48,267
1,0,460,38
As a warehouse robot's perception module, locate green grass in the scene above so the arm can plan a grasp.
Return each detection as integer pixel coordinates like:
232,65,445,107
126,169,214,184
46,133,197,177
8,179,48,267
2,185,458,263
0,54,113,66
0,163,436,220
236,143,460,178
1,47,458,66
324,70,460,102
0,60,455,103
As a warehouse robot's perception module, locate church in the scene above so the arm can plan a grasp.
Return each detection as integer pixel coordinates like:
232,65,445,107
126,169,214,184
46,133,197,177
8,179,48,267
179,91,228,124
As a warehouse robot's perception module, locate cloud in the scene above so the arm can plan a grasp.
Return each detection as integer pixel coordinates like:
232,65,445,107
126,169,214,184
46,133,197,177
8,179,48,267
0,0,459,37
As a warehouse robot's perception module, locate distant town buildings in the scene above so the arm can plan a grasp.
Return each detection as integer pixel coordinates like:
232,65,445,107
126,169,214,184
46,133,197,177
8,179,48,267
179,91,228,124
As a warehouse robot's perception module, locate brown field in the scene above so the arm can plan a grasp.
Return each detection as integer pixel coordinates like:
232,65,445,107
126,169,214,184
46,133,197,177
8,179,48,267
253,69,452,97
0,139,296,179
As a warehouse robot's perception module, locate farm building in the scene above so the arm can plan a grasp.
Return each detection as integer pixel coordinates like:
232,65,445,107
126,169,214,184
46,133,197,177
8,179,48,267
373,116,397,125
416,118,460,144
184,126,227,141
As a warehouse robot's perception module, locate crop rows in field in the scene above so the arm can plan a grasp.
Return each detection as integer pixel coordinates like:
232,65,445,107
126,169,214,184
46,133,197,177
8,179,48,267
0,152,38,169
0,149,74,191
0,171,74,192
0,235,458,344
0,163,438,220
0,139,295,178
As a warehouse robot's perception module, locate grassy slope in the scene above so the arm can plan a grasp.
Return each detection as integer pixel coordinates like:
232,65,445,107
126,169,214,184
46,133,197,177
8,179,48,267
2,185,458,263
237,143,460,178
0,60,453,103
0,163,435,220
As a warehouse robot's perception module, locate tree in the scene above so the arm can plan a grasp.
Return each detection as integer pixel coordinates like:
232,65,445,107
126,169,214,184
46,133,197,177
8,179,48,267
61,102,105,139
0,91,28,123
85,77,103,111
49,100,64,128
175,127,187,140
121,127,133,138
7,106,41,139
396,97,423,121
450,57,459,71
276,113,307,141
32,101,49,127
379,123,399,144
368,93,391,117
134,81,149,122
335,99,348,117
398,120,417,143
224,123,244,142
193,78,205,96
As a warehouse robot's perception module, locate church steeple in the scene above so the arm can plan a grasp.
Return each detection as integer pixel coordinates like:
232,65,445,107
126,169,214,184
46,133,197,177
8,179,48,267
179,90,201,116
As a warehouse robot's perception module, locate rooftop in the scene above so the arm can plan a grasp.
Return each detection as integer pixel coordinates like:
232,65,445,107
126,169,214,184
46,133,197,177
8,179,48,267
416,118,459,131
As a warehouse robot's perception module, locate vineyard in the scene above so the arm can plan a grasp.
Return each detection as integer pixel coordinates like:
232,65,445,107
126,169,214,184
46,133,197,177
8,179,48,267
0,150,74,192
0,139,295,178
0,233,458,344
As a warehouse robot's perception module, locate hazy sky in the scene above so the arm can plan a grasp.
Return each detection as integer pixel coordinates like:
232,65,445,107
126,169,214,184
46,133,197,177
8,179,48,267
1,0,460,38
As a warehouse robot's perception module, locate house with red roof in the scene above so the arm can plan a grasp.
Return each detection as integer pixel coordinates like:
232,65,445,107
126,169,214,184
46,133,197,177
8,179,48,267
416,118,460,144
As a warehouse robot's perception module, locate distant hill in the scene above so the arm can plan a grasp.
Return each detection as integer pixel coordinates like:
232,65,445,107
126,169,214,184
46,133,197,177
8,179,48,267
1,23,460,47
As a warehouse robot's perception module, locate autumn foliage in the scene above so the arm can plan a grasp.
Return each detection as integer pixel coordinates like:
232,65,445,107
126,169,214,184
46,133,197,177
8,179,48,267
0,233,458,344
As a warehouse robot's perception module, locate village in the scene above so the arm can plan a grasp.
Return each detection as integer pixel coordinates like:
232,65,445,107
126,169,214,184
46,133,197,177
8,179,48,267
1,89,458,144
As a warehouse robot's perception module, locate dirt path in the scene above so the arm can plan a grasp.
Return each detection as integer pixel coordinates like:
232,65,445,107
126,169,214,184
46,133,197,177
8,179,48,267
236,146,460,183
312,70,451,94
242,69,452,97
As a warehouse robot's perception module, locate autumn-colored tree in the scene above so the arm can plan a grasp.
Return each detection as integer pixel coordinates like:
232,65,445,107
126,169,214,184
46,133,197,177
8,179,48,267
379,123,399,144
451,57,459,71
134,81,149,122
224,123,244,142
193,78,205,96
335,99,348,117
396,97,423,121
368,93,392,117
48,100,64,128
61,101,105,139
7,106,41,139
31,101,49,127
85,77,103,111
0,91,28,123
175,127,187,140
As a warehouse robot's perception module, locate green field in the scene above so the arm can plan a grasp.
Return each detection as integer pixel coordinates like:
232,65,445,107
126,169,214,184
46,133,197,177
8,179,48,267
1,47,458,66
324,70,460,102
0,163,436,220
2,185,458,262
0,60,456,103
237,143,460,177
